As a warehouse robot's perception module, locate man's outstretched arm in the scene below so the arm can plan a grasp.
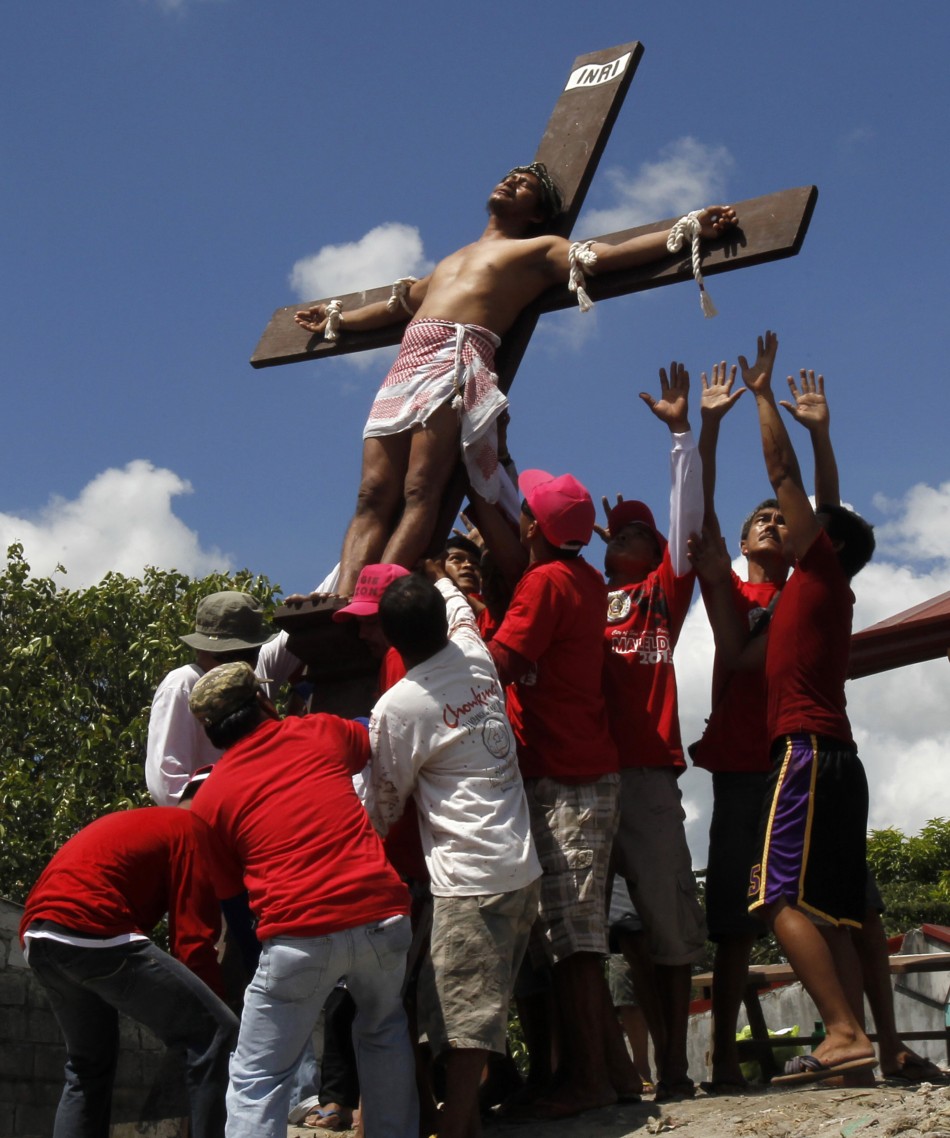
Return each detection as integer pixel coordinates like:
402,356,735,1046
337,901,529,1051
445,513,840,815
689,528,765,674
544,206,737,280
698,360,745,541
640,360,702,577
294,274,432,335
739,330,820,561
781,368,840,509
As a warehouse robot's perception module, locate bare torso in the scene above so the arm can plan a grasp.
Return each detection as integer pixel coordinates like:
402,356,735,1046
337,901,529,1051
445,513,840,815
413,233,568,335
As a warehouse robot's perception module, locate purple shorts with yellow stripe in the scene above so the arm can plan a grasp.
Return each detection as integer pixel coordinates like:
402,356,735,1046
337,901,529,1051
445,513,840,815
748,733,868,927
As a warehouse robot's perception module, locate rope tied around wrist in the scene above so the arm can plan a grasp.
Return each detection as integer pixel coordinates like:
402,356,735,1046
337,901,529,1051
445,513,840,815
568,240,598,312
386,277,418,317
666,211,718,318
323,299,344,342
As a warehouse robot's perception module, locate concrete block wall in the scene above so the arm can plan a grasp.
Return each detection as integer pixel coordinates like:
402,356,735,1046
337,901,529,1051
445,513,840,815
0,898,188,1138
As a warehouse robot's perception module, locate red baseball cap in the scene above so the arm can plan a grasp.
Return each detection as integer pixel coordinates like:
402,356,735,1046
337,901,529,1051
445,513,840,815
332,564,411,621
519,469,595,550
607,500,668,553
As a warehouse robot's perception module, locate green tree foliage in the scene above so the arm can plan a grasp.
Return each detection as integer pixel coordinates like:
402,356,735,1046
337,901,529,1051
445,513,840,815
867,818,950,935
0,544,280,903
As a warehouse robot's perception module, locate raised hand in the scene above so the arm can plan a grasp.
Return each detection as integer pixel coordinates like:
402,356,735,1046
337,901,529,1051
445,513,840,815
738,329,779,396
701,360,745,423
687,528,732,585
780,369,829,433
640,361,690,431
454,512,486,552
594,493,625,544
420,557,448,583
695,205,738,239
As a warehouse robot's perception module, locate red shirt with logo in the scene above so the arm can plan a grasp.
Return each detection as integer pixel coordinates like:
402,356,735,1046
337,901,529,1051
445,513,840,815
602,552,696,770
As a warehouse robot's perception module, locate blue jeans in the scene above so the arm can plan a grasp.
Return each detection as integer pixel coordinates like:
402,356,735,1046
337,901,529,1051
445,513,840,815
288,1035,321,1109
227,915,417,1138
27,936,238,1138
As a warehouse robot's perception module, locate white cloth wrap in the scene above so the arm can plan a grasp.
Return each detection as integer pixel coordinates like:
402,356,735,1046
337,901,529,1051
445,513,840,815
363,319,515,511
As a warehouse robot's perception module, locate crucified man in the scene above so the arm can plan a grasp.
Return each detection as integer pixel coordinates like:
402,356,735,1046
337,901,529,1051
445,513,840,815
296,163,737,596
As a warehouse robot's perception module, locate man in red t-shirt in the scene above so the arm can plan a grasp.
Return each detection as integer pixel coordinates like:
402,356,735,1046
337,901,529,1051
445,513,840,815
692,370,832,1090
599,360,718,1101
483,469,641,1120
20,807,238,1138
187,661,418,1138
707,331,878,1086
690,498,789,1088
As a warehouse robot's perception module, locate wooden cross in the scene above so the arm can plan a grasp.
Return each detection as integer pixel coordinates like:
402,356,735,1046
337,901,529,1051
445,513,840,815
257,40,817,708
252,39,816,388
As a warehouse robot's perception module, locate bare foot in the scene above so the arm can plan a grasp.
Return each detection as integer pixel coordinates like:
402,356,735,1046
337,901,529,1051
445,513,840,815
881,1049,945,1083
303,1102,353,1131
810,1044,876,1068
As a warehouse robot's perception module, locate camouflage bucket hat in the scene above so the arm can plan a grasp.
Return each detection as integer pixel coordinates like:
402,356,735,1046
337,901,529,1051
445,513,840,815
189,661,267,727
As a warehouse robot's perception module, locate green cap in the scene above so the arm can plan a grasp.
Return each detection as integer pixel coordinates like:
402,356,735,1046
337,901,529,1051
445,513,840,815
180,591,272,653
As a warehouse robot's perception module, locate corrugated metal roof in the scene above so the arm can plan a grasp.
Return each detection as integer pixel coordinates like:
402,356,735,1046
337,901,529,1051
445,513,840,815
849,590,950,679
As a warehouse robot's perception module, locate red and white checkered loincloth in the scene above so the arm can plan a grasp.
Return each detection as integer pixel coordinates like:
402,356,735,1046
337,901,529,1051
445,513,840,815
363,319,510,504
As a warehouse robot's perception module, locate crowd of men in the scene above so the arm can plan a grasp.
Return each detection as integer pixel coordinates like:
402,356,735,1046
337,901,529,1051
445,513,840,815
19,160,943,1138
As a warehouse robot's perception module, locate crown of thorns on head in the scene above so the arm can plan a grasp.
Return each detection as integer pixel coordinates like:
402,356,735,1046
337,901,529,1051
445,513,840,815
505,163,563,220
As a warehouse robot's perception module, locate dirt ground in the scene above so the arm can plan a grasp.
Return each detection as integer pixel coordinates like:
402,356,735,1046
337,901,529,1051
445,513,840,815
288,1080,950,1138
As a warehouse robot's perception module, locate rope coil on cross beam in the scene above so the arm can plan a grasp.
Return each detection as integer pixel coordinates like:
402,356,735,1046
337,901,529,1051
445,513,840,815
667,212,718,318
323,299,344,341
386,277,418,316
568,240,598,312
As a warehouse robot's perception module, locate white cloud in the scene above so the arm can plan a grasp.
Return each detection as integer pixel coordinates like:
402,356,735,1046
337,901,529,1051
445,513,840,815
147,0,228,12
289,222,432,374
679,482,950,866
873,481,950,563
290,222,433,303
840,125,875,152
0,461,232,588
534,305,601,356
578,137,734,237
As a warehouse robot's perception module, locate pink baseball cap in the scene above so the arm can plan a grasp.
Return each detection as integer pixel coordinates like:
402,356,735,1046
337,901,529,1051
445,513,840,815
607,500,668,553
519,469,595,550
332,564,411,621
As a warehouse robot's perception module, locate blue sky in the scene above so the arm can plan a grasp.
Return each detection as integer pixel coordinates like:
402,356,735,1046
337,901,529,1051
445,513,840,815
4,1,950,858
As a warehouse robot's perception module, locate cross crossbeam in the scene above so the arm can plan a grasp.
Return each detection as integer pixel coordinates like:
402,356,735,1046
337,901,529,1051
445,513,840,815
251,39,815,385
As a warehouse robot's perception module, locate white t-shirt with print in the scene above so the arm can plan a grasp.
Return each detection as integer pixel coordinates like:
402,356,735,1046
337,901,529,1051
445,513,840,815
367,579,540,897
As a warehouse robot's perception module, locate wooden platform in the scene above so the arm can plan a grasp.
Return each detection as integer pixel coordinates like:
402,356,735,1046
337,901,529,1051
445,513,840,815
692,952,950,1080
